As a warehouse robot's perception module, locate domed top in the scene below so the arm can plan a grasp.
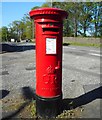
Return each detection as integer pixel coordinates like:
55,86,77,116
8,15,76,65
29,8,68,19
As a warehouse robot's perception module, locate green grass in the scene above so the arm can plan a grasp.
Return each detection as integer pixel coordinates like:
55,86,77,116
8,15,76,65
63,42,102,48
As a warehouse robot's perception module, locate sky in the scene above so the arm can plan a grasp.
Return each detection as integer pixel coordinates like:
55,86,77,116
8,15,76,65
1,2,46,28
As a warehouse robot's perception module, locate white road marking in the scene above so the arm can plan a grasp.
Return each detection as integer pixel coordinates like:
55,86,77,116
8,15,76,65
89,50,100,53
89,53,102,57
64,46,101,57
76,56,80,59
67,47,76,49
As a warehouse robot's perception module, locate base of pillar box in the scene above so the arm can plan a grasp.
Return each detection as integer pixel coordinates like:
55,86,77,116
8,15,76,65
35,94,63,118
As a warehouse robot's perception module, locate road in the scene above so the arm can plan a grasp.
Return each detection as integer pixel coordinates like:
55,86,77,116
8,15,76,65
63,45,101,118
63,45,101,97
0,43,101,118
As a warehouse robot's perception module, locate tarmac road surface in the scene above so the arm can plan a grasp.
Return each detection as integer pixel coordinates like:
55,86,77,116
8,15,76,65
0,43,101,119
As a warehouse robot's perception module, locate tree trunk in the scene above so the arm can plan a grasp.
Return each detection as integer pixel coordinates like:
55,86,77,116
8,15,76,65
83,20,86,37
74,18,77,37
94,21,98,37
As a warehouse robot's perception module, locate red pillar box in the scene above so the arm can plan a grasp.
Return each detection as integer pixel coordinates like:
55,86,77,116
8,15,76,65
29,8,68,118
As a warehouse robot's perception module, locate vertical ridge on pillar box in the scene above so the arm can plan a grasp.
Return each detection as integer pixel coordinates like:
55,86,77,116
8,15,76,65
29,8,68,118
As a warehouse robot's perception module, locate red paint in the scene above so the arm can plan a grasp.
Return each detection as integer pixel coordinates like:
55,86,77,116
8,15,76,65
29,8,68,98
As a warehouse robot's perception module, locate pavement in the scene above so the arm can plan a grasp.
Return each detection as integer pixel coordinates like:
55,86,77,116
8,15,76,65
0,43,102,119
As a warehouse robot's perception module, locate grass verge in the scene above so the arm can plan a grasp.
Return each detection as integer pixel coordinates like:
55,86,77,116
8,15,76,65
2,99,84,119
63,42,102,48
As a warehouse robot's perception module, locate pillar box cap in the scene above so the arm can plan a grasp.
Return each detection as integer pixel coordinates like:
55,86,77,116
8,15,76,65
29,7,68,20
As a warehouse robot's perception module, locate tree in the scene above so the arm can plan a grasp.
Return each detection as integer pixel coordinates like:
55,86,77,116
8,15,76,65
41,3,50,7
22,14,33,39
31,6,40,10
0,28,2,42
65,3,81,37
1,27,9,42
9,20,21,41
1,2,101,42
91,2,102,37
52,2,102,37
78,3,93,37
52,2,81,37
8,13,33,41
